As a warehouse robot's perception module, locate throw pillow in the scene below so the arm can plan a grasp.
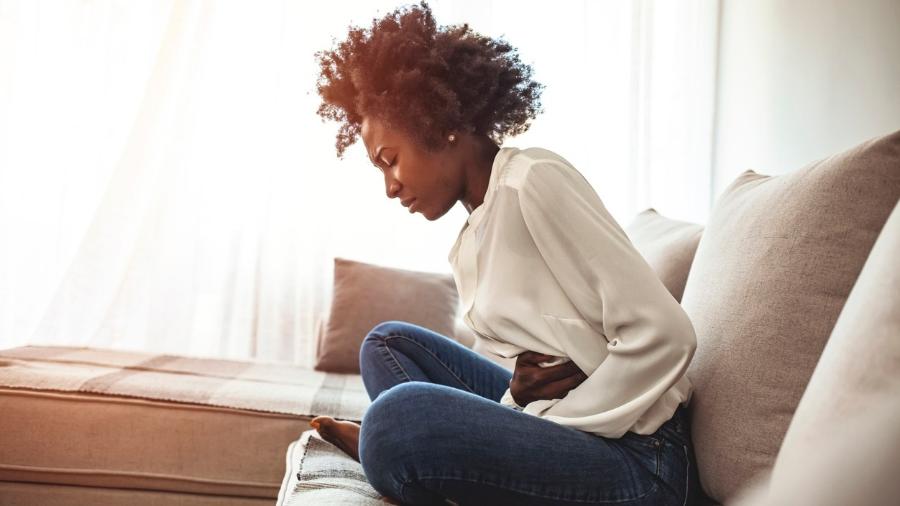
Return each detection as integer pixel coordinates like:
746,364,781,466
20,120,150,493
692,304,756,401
680,129,900,502
625,208,704,303
314,257,459,373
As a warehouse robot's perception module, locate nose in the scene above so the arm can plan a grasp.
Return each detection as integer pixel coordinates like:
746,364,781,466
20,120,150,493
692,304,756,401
384,174,401,200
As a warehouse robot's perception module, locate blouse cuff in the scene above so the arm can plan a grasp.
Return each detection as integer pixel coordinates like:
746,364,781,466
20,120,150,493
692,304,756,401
500,385,526,411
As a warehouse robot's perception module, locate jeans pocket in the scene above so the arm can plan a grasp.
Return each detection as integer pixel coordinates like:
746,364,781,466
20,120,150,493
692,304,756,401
659,408,691,448
657,438,693,506
620,431,664,478
655,421,679,444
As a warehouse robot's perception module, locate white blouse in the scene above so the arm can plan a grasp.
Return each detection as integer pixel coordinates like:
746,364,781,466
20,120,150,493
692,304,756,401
447,146,697,438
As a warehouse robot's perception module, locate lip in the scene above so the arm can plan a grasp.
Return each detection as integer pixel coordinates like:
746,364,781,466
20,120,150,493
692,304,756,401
402,198,416,209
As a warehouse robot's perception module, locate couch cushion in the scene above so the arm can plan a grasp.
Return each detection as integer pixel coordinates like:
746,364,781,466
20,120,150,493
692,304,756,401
0,481,273,506
679,129,900,502
0,345,371,499
737,197,900,505
625,208,704,303
315,257,459,373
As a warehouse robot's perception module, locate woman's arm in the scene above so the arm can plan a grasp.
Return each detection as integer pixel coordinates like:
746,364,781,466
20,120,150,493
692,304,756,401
515,159,697,438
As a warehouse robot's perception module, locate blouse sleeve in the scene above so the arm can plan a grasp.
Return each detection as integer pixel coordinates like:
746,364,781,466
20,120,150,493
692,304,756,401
516,160,697,438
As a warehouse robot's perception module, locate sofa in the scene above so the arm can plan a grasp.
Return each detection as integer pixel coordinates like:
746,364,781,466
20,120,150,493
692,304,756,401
1,129,898,505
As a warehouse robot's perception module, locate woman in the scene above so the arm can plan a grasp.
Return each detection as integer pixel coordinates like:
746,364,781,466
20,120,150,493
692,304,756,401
309,2,701,505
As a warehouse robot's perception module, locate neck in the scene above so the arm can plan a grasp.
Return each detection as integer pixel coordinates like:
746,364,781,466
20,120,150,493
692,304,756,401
460,135,501,214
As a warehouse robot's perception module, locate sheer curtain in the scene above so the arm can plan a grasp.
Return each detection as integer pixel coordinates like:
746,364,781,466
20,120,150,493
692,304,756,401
0,0,719,366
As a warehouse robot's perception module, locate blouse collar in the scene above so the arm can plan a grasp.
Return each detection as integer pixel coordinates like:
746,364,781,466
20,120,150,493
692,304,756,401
465,146,519,228
448,146,519,263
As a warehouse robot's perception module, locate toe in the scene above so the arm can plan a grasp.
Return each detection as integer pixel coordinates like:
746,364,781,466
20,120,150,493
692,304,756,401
309,415,334,430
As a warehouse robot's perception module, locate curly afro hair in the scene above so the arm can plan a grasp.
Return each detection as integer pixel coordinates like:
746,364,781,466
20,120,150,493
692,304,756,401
314,0,545,159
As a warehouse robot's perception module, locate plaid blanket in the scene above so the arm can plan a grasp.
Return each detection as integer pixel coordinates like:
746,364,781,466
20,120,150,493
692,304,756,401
277,429,395,506
0,345,371,421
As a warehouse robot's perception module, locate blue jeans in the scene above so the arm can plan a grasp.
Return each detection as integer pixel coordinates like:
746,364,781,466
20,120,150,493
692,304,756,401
357,321,702,506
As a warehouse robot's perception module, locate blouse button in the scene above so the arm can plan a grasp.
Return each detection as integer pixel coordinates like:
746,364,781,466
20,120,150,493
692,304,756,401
610,339,618,347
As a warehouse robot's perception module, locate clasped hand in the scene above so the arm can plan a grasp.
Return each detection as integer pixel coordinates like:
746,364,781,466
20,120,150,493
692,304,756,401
508,351,589,407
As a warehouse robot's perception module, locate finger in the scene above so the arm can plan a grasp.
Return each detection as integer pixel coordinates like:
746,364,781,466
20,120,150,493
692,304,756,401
518,351,556,365
541,372,590,398
534,361,583,382
538,360,581,379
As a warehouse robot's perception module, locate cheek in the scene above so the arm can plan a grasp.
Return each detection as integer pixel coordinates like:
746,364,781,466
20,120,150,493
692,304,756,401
433,166,456,190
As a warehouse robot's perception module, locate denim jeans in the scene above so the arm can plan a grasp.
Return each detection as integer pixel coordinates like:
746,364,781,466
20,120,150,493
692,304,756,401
357,320,701,506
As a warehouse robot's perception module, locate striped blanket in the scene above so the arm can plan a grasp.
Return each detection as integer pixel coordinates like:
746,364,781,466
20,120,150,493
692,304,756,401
278,429,396,506
0,345,371,421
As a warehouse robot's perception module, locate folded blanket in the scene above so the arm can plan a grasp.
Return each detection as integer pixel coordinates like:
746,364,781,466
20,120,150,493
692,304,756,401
277,429,394,506
0,345,370,421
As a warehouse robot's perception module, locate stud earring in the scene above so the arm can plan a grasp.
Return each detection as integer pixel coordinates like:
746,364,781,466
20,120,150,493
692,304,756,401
448,134,456,143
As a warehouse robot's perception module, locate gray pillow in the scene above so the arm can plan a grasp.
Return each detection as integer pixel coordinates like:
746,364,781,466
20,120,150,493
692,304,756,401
625,208,704,303
680,129,900,502
314,257,459,373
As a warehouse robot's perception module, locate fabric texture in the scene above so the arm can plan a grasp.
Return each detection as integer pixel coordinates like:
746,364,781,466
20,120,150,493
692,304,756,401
0,345,372,500
735,198,900,506
448,146,697,438
278,430,393,506
680,129,900,503
625,208,704,303
315,257,459,373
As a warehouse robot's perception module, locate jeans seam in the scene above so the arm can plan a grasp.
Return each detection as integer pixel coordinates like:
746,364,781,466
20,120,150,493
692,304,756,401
681,444,689,506
375,339,412,383
382,334,478,395
399,474,661,504
655,439,661,478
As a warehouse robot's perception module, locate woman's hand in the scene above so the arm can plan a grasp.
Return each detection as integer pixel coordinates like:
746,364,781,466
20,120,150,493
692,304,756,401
509,351,589,406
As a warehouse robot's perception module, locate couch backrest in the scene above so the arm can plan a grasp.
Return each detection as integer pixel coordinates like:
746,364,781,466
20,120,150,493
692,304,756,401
679,129,900,503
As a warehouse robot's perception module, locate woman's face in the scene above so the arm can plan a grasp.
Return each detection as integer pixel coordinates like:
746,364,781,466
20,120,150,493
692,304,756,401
360,115,462,221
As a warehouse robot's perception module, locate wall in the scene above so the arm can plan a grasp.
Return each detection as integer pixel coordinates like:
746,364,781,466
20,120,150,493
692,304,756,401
712,0,900,198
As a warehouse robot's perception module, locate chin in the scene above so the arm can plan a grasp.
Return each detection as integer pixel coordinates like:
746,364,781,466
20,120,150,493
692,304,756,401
423,203,451,221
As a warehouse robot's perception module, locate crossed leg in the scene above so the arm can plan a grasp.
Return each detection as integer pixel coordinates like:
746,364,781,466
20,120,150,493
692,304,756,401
313,321,678,506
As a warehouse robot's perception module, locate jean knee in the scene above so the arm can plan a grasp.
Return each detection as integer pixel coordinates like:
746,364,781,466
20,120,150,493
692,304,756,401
368,320,414,339
360,321,399,365
359,321,415,368
360,382,457,455
358,382,430,498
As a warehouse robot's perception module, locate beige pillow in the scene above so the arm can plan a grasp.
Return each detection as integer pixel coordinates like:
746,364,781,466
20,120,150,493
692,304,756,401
734,199,900,506
625,208,704,303
314,257,459,373
680,129,900,503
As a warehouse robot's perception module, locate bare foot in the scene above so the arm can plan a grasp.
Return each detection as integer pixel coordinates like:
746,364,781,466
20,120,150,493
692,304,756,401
309,416,361,463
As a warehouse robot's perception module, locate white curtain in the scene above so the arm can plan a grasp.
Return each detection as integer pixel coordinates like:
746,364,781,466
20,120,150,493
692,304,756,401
0,0,719,366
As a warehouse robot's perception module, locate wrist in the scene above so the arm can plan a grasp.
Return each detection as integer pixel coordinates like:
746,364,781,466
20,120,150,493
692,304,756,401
501,383,526,410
